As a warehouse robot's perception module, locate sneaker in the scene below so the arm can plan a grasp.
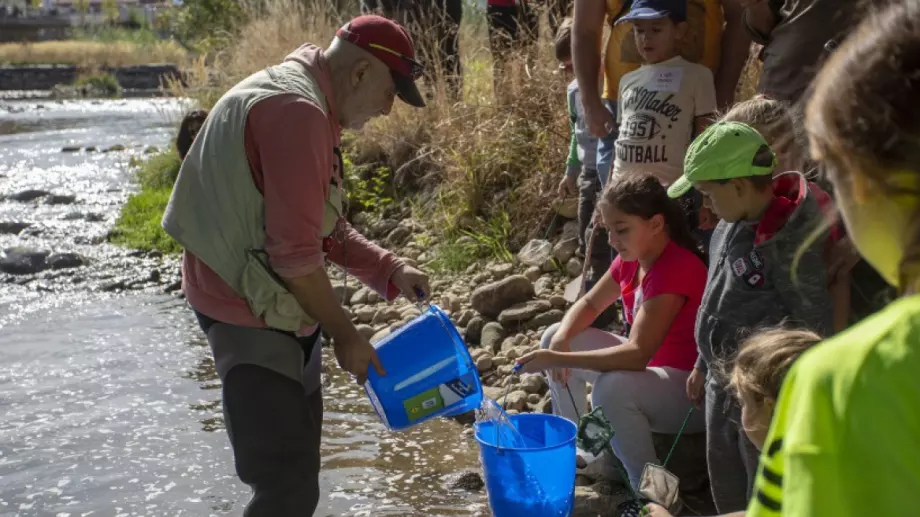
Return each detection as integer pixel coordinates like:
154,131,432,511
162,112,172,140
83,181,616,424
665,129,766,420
575,447,618,482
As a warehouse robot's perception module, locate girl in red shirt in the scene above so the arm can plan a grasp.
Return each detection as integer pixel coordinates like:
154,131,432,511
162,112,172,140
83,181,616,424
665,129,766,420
518,174,708,488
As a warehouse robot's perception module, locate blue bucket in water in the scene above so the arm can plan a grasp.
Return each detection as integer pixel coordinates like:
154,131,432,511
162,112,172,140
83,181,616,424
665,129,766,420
364,304,483,431
475,413,577,517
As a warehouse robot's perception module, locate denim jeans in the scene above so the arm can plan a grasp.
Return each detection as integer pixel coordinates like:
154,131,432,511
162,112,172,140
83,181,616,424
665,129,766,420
596,99,619,189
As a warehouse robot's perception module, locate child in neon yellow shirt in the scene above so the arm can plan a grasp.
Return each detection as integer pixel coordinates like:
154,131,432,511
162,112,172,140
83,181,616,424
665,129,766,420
747,1,920,515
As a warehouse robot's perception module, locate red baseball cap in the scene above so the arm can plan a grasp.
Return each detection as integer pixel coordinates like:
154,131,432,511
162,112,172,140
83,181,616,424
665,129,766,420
336,15,426,108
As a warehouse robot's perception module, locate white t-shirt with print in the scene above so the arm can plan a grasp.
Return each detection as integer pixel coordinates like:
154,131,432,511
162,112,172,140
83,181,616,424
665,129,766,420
614,56,717,186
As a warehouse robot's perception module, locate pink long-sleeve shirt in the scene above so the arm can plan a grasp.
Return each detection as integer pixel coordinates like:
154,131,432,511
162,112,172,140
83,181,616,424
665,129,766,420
182,44,404,332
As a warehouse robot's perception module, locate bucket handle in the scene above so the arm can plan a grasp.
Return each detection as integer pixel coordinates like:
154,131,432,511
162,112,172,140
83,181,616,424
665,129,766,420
415,288,475,370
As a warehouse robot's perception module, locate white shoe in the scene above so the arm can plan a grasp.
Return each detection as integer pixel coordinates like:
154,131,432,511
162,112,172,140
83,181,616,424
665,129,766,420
575,447,618,482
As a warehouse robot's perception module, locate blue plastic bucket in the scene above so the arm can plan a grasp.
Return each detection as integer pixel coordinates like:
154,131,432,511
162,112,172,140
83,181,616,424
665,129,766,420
475,413,577,517
364,304,483,431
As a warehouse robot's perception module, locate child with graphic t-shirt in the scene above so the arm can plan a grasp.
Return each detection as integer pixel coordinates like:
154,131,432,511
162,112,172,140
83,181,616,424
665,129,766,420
612,0,717,243
667,121,832,513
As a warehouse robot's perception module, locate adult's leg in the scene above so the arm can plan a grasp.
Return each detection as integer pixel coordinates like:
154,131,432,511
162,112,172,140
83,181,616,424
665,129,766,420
196,313,324,517
441,0,463,97
538,322,624,423
595,99,619,190
222,364,323,517
591,367,705,487
705,378,759,513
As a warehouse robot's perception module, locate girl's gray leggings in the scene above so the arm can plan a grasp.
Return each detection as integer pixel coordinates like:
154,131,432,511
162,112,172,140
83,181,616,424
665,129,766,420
540,323,705,487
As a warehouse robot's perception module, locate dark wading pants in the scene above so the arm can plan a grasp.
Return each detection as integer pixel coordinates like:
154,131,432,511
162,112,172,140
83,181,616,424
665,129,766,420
195,311,324,517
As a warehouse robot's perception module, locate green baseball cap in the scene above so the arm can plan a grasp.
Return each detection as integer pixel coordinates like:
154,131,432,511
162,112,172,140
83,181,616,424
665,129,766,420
667,121,777,198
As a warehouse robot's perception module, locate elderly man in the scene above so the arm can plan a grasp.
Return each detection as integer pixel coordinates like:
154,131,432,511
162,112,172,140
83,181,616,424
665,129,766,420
162,15,431,516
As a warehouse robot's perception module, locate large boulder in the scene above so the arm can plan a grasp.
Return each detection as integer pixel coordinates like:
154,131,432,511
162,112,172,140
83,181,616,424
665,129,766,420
7,189,50,202
471,275,535,318
0,247,49,275
0,222,30,235
47,252,86,270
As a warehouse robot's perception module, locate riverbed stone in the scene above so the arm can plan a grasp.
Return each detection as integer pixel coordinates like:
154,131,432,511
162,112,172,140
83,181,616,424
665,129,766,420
524,266,542,282
549,295,568,307
520,373,547,395
0,222,30,235
566,257,584,278
500,390,528,412
370,327,391,344
449,471,485,491
456,309,474,327
465,316,484,345
0,247,49,275
497,300,551,326
481,322,506,354
355,306,376,323
553,237,579,264
530,309,565,329
372,307,402,325
45,193,77,205
47,252,85,270
350,287,370,305
356,324,375,340
573,482,627,517
387,225,412,246
470,274,535,318
476,355,493,372
7,189,50,202
104,144,127,152
488,262,514,279
534,276,554,296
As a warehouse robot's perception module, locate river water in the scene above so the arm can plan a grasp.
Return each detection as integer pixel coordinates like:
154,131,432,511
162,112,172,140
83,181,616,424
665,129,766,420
0,98,488,516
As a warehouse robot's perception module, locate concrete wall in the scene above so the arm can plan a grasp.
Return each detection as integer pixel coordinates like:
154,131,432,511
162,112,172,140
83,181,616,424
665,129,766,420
0,64,183,90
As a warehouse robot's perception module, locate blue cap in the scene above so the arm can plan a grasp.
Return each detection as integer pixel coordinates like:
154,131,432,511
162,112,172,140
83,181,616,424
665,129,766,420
615,0,687,25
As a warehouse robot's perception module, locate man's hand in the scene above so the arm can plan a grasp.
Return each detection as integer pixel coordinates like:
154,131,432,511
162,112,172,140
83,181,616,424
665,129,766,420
686,367,705,408
558,175,578,199
390,265,431,302
584,98,616,138
644,503,675,517
333,330,386,385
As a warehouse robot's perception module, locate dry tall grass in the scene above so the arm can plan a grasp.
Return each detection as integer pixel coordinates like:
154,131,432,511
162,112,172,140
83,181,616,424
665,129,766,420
170,0,762,252
0,39,188,67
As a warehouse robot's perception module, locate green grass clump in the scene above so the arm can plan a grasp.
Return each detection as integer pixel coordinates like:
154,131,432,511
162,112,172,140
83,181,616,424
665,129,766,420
110,150,182,254
74,72,123,98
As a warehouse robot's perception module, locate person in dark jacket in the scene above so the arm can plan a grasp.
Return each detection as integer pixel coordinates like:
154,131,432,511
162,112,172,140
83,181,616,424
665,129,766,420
668,121,832,513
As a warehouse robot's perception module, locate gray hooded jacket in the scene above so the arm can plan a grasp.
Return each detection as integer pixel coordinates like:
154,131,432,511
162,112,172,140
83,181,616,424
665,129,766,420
695,171,833,375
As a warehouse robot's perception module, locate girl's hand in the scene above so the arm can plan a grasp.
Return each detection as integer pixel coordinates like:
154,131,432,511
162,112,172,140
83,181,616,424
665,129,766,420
515,349,561,375
643,503,674,517
686,367,705,408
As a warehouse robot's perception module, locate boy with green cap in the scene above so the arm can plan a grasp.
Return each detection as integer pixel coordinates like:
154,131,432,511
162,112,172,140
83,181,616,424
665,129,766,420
667,121,833,513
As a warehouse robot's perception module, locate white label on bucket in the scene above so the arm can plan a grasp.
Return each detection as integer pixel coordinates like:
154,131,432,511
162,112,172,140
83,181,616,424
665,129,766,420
393,357,456,391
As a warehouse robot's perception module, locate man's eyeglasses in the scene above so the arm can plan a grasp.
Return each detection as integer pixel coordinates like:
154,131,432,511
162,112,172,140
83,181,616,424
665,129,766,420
368,42,425,79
